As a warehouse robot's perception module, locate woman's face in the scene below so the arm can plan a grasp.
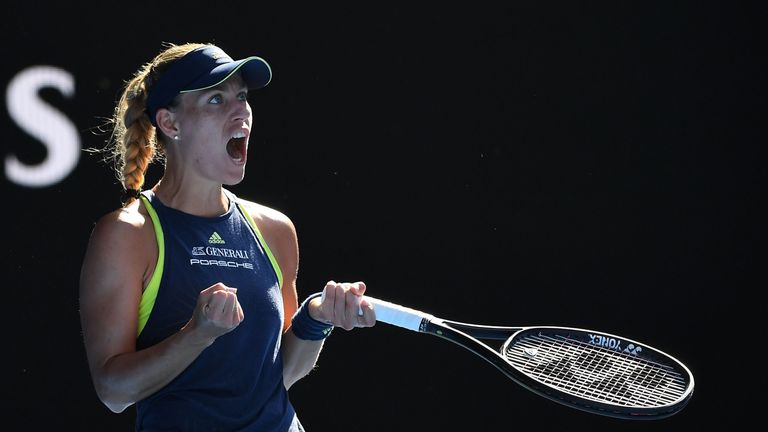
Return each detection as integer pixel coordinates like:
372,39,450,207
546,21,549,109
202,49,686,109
170,74,253,186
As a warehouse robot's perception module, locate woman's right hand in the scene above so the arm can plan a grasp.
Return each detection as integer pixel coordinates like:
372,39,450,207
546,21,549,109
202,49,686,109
186,283,244,344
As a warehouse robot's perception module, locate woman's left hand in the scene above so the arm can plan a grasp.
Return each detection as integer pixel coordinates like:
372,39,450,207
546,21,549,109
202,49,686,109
310,281,376,330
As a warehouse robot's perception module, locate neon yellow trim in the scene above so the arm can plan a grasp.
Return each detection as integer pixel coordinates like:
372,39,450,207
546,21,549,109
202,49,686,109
137,195,165,336
238,202,283,289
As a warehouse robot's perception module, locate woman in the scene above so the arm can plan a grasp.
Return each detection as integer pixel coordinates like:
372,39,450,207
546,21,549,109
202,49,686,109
79,42,375,431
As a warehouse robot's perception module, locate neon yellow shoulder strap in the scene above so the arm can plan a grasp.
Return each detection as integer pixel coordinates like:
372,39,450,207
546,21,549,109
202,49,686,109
137,194,165,336
237,201,284,289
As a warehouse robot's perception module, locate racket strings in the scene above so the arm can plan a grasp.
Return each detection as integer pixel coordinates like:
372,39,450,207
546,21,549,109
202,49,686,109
505,334,689,408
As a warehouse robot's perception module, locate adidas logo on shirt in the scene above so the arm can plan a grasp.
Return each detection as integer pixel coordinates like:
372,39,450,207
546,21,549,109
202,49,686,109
208,232,226,244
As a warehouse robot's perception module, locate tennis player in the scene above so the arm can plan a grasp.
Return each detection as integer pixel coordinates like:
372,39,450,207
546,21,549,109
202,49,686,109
79,42,376,431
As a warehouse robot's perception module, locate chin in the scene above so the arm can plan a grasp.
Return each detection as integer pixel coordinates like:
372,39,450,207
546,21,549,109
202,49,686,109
222,170,246,186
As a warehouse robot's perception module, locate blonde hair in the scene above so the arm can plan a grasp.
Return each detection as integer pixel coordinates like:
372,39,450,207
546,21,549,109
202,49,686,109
103,42,207,205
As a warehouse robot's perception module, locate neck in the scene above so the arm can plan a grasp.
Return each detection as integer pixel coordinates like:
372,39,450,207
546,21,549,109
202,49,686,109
152,178,229,217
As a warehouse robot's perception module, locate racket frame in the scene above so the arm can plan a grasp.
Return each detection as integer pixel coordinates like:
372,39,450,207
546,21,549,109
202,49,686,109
368,296,694,420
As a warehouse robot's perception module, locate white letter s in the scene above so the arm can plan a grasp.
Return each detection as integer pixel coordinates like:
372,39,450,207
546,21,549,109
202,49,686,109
5,66,79,187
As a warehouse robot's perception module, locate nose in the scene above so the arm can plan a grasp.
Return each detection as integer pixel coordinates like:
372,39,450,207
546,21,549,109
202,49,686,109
232,99,252,123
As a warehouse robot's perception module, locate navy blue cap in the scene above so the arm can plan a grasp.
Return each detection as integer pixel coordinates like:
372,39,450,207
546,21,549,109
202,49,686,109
146,45,272,127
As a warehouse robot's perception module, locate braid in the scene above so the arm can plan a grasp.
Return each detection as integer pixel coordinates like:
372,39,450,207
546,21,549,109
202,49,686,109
125,79,157,185
113,72,159,205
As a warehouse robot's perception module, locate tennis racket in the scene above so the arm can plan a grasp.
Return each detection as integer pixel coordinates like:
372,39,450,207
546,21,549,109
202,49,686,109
364,295,694,420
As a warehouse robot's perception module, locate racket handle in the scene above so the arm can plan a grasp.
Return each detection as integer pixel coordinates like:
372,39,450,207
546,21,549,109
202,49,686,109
365,296,435,332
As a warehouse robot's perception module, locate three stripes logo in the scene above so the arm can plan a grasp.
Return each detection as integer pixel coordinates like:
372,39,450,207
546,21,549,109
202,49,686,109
208,232,226,244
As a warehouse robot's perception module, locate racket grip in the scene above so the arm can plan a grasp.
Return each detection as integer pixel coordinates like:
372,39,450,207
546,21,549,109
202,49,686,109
365,296,434,332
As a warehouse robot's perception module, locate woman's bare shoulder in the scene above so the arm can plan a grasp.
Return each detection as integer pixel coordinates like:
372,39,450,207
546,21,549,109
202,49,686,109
80,200,156,301
237,197,295,233
91,200,150,234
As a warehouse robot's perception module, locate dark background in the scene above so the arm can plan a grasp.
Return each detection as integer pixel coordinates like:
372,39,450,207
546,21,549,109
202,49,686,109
4,1,762,430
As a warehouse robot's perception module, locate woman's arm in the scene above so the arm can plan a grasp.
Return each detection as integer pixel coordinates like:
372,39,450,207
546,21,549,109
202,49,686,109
79,205,243,412
242,200,376,388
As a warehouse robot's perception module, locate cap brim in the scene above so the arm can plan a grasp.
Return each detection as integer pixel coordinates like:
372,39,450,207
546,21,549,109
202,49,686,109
180,56,272,93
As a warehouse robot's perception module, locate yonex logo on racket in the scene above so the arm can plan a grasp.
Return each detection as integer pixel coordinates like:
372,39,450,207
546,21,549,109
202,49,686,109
588,333,637,353
623,343,642,355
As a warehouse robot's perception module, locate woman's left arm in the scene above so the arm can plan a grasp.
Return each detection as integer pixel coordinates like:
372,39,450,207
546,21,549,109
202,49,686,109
242,201,375,388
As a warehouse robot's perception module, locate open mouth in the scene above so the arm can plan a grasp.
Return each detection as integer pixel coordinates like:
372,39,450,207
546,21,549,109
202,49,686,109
227,136,247,163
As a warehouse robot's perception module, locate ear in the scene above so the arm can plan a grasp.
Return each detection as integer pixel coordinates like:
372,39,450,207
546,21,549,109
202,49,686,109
155,108,180,141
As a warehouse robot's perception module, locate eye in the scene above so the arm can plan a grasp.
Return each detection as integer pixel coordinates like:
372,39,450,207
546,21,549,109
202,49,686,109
208,94,223,105
238,91,248,101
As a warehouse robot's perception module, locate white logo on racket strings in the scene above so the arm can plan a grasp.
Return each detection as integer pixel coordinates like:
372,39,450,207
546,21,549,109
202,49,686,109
588,334,642,355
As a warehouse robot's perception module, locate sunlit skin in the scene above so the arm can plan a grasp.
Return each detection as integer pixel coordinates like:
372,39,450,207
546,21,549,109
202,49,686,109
79,71,375,414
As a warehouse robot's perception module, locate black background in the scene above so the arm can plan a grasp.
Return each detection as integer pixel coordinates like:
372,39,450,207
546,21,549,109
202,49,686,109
4,2,762,430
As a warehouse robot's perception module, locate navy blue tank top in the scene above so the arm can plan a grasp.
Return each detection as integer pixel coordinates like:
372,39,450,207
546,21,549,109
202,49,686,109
134,189,298,431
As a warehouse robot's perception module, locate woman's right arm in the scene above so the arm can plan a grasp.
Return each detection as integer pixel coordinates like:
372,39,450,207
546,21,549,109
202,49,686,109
78,206,242,413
